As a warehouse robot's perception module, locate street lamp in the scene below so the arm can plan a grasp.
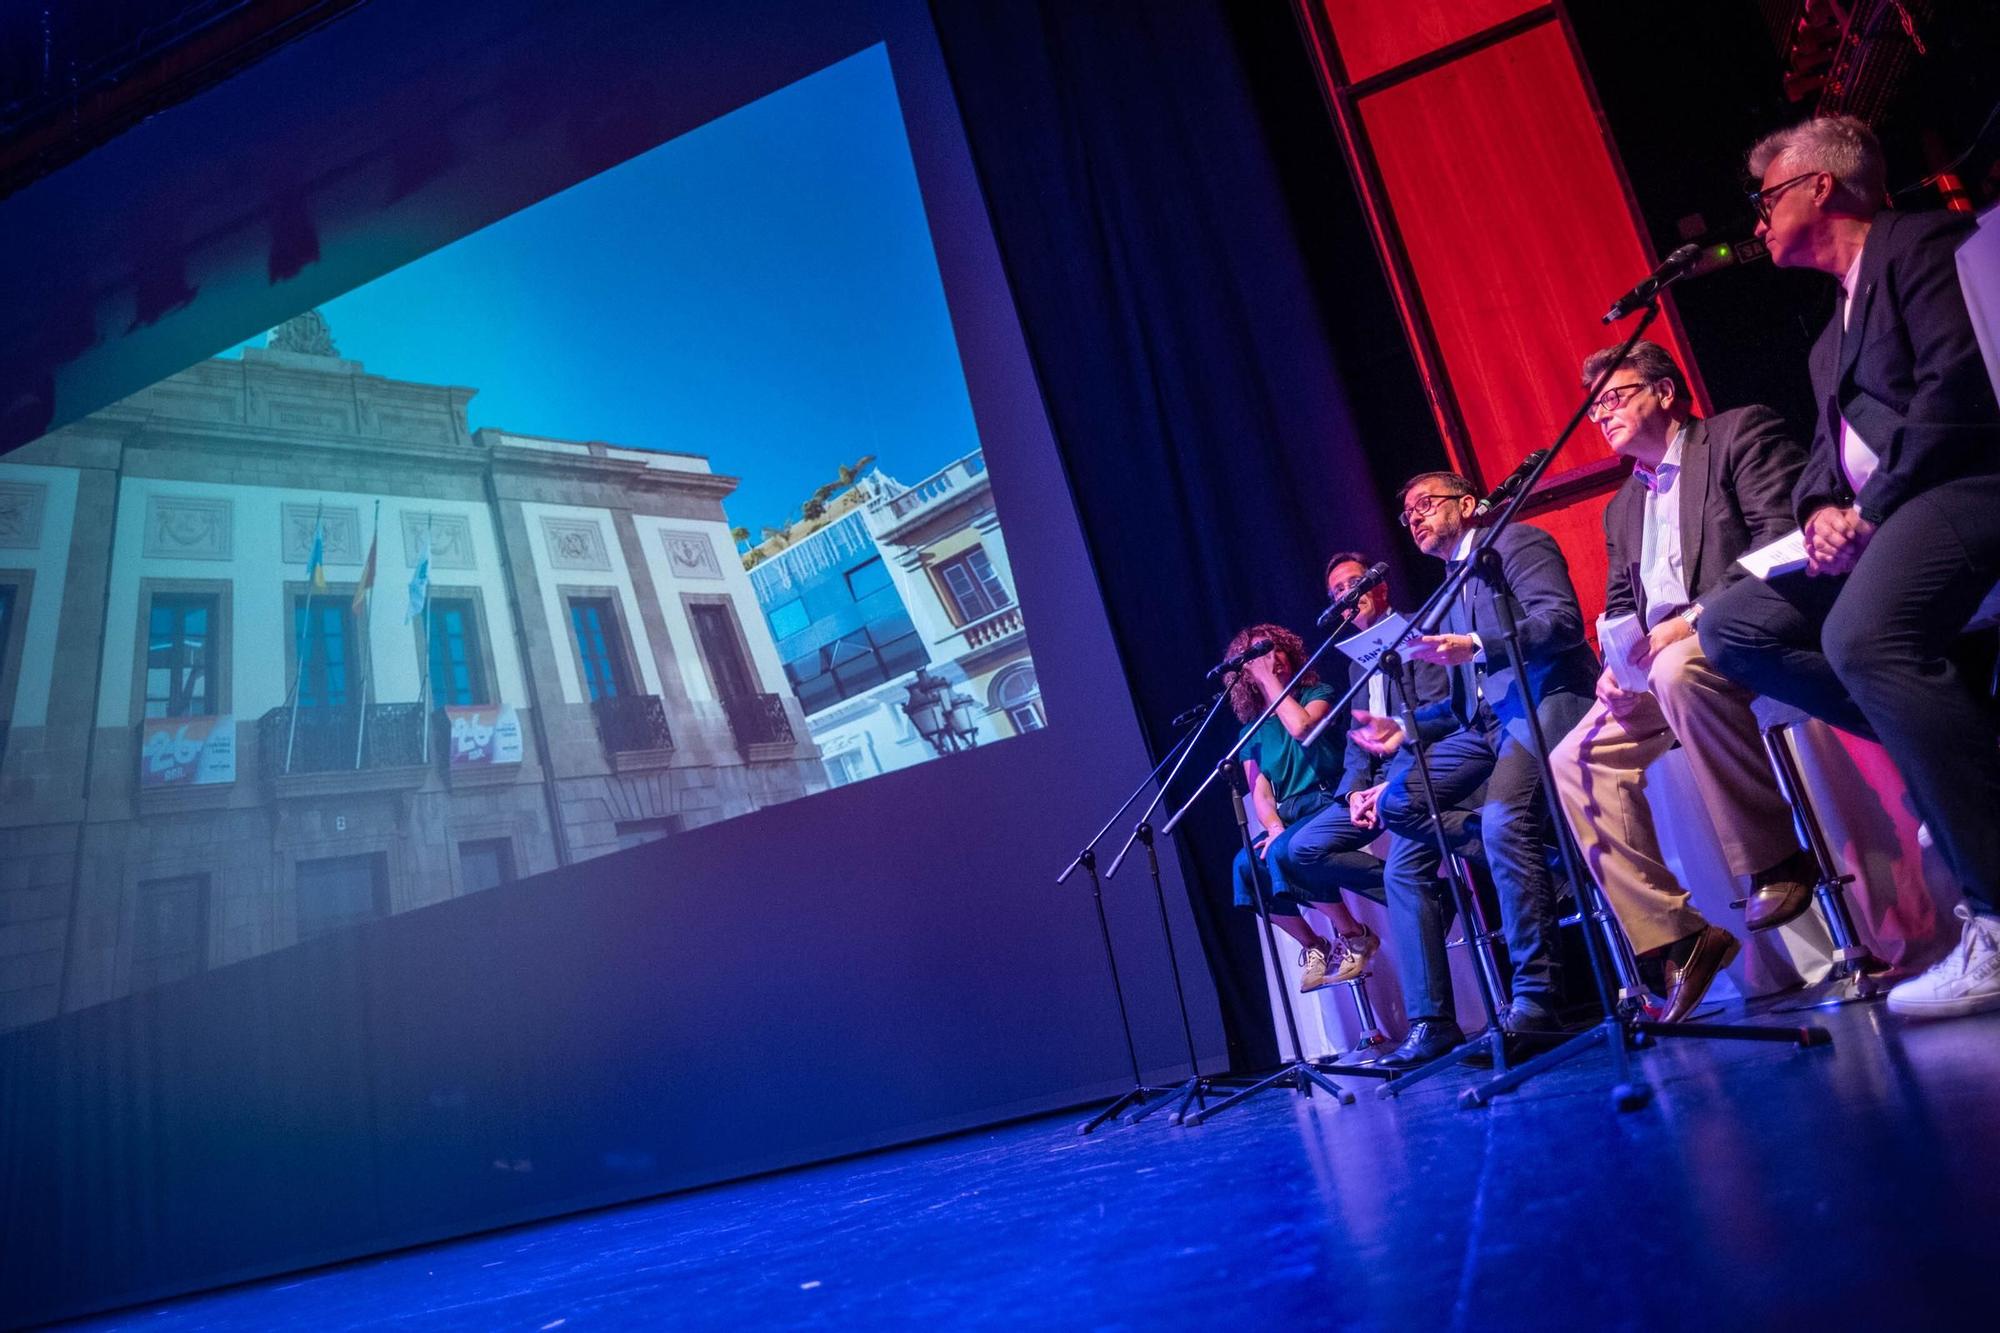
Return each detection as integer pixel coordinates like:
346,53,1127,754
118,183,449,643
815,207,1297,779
902,667,981,756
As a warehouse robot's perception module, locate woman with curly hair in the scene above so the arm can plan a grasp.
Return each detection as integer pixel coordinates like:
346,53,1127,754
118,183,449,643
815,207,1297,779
1227,622,1383,993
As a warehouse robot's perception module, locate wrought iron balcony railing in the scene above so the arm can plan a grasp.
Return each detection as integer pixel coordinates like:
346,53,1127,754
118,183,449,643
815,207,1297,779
721,692,796,749
591,693,675,755
259,703,428,777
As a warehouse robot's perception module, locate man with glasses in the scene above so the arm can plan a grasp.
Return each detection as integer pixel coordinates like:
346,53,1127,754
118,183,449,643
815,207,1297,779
1350,474,1599,1067
1268,553,1451,987
1701,115,2000,1020
1547,340,1812,1021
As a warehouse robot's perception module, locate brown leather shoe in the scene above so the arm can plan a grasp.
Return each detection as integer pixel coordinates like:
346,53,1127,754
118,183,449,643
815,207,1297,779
1744,849,1818,931
1662,925,1742,1022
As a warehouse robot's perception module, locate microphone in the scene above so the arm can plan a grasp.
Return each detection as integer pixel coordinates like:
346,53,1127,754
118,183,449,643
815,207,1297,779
1316,561,1389,626
1207,638,1274,681
1602,244,1701,323
1170,695,1219,728
1472,449,1552,518
1601,240,1757,323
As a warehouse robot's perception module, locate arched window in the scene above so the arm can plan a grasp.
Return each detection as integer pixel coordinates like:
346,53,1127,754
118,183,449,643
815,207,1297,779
990,663,1042,733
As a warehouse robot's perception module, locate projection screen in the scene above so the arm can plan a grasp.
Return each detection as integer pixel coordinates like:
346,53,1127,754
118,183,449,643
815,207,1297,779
0,0,1227,1322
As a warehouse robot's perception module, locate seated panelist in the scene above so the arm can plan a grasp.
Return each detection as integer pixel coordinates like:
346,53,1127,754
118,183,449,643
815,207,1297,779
1547,339,1814,1022
1270,552,1450,987
1225,623,1383,994
1352,472,1598,1069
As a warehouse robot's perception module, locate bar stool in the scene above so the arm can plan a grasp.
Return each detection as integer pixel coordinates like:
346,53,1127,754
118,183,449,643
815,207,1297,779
1749,697,1886,1009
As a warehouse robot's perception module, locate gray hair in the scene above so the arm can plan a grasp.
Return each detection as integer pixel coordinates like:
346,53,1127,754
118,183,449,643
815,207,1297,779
1747,115,1887,215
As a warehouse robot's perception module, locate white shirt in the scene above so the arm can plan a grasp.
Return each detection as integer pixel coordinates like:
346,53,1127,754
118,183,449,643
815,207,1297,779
1839,244,1880,498
1634,423,1691,628
1449,529,1488,679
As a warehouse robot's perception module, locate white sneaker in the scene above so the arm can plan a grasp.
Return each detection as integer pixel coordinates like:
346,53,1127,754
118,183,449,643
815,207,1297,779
1887,905,2000,1019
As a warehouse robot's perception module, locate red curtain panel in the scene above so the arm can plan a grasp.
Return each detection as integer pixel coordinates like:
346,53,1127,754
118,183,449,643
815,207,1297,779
1297,2,1706,629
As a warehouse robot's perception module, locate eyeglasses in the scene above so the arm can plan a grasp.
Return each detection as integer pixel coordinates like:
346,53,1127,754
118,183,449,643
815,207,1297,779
1397,492,1463,528
1747,170,1818,224
1584,382,1649,421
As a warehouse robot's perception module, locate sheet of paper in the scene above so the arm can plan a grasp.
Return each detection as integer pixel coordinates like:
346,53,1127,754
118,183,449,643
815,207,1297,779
1737,529,1808,580
1333,611,1414,677
1596,612,1650,692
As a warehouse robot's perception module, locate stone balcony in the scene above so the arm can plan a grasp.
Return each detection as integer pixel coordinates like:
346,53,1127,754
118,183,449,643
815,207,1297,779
869,450,988,539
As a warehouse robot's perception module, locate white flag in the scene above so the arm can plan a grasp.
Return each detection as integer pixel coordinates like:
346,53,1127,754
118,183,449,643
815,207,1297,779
405,531,432,624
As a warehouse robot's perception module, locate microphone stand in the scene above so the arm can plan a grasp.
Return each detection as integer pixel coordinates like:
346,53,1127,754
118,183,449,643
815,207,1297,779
1360,646,1519,1098
1059,700,1227,1133
1393,293,1831,1113
1150,606,1401,1124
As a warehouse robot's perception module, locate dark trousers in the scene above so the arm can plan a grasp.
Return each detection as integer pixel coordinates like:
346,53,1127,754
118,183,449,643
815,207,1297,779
1378,697,1589,1019
1269,800,1387,909
1701,474,2000,913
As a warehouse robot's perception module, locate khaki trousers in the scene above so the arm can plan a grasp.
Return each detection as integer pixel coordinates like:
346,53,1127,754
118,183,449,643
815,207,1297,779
1549,632,1796,954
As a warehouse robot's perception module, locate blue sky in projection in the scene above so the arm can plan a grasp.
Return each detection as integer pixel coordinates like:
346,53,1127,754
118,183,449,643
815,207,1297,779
239,44,981,538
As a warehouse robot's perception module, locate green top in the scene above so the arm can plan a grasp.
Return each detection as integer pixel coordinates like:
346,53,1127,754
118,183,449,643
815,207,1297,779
1239,680,1343,804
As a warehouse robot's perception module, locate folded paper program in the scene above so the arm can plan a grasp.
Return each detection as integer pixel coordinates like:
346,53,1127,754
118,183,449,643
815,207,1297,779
1596,612,1650,692
1736,529,1808,580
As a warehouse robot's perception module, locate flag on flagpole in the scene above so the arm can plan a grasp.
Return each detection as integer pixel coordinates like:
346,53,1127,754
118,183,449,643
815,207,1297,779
305,506,328,591
405,529,432,624
351,527,378,616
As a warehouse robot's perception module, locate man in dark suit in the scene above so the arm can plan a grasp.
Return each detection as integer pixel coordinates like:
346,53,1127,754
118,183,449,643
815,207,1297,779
1352,472,1600,1067
1270,552,1452,987
1548,341,1813,1022
1699,115,2000,1020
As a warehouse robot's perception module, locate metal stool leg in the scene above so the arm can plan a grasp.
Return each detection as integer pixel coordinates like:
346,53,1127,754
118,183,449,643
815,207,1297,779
1759,721,1886,1011
1559,885,1656,1016
1443,855,1512,1019
1341,973,1388,1055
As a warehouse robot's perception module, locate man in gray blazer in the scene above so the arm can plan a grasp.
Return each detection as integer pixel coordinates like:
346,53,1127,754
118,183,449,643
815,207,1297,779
1548,340,1814,1022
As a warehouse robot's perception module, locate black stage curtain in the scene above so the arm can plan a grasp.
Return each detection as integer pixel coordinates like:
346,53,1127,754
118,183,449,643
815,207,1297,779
930,0,1445,1067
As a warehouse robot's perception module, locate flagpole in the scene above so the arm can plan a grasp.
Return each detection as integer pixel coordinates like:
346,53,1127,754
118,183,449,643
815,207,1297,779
353,500,379,769
416,512,434,764
283,500,324,775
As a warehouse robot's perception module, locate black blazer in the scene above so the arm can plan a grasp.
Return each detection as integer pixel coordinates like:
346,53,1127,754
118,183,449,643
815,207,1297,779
1603,406,1807,627
1413,522,1600,743
1793,209,2000,526
1335,638,1449,797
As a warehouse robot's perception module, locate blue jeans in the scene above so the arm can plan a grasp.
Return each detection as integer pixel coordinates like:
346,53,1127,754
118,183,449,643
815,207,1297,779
1231,791,1343,914
1378,696,1589,1019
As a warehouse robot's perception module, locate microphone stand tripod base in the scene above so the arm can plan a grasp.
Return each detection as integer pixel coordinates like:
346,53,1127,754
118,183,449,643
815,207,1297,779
1182,1061,1356,1126
1180,758,1356,1126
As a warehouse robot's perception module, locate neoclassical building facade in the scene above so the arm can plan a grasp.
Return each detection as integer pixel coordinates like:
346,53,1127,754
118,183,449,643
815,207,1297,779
0,318,821,1032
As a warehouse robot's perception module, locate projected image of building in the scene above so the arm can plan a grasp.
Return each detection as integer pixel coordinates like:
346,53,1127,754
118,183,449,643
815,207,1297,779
748,450,1040,787
0,314,822,1032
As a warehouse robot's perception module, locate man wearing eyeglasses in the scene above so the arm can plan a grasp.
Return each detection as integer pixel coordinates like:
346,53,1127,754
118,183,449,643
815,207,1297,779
1546,340,1811,1021
1268,553,1453,989
1349,474,1599,1067
1700,115,2000,1020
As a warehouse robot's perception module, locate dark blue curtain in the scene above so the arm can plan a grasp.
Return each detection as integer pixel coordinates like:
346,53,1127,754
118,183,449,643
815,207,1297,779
930,0,1445,1065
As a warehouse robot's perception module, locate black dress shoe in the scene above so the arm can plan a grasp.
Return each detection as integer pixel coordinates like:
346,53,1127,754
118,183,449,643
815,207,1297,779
1376,1018,1466,1070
